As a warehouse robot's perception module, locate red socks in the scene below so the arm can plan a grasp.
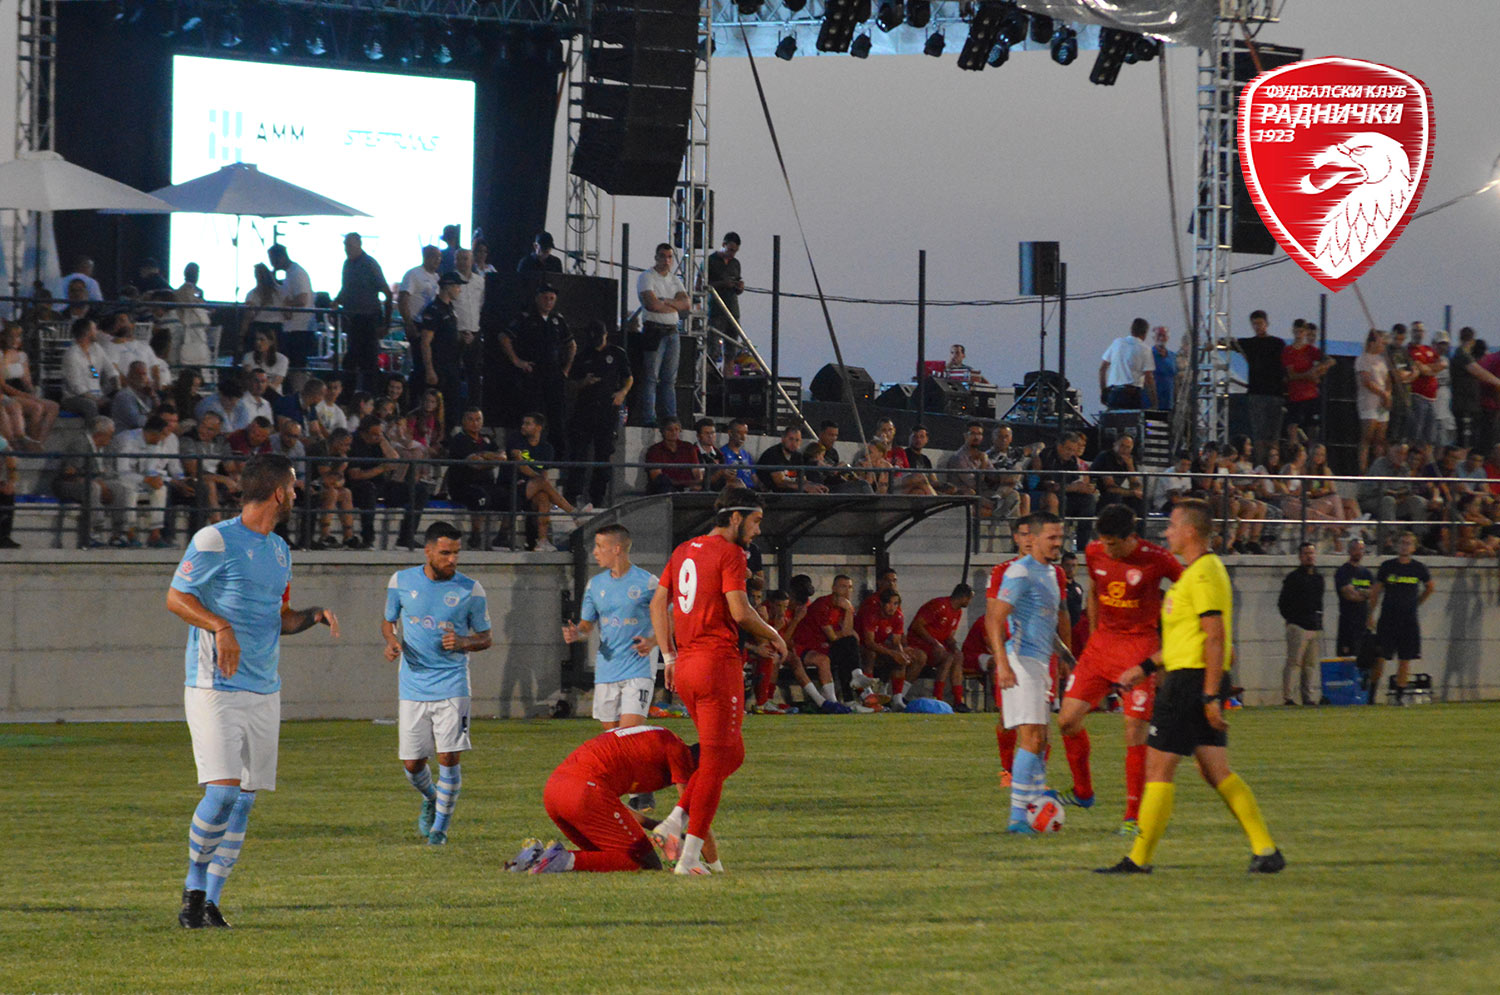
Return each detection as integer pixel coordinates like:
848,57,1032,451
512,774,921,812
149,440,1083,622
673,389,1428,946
1063,730,1093,801
934,681,947,702
754,661,775,706
951,684,965,705
892,677,906,696
996,726,1016,773
684,739,746,840
1124,743,1147,821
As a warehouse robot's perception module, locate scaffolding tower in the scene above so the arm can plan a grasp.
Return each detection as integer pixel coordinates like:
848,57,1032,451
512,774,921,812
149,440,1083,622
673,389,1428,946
563,13,604,277
671,0,712,418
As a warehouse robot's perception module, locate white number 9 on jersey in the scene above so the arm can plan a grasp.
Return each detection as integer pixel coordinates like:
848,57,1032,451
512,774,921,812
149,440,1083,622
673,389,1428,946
677,558,698,614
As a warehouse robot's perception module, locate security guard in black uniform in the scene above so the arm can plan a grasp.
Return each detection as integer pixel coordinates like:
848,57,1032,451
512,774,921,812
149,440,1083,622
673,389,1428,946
412,270,466,429
500,283,574,452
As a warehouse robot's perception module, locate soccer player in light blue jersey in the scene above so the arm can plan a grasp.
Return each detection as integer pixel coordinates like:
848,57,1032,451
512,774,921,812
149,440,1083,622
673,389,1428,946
382,521,493,846
167,455,341,929
985,511,1072,834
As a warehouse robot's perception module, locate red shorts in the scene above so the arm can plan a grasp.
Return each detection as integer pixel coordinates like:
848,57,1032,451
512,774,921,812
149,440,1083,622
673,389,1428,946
676,652,745,747
908,636,946,661
543,768,650,858
962,651,988,675
1064,631,1160,720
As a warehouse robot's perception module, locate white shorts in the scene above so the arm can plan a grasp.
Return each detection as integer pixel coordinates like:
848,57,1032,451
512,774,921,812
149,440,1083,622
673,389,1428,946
1001,652,1051,730
592,676,656,723
184,686,281,791
398,697,473,760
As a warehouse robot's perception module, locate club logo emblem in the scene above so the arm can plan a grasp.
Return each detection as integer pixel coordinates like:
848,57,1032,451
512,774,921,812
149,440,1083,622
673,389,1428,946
1238,57,1434,292
1125,569,1143,587
444,592,462,608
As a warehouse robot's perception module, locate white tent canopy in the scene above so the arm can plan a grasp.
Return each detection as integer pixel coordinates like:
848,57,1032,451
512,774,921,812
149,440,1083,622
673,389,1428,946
0,150,173,212
142,162,369,219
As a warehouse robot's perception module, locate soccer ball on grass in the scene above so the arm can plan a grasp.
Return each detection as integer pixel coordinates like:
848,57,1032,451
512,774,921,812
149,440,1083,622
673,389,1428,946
1028,793,1066,833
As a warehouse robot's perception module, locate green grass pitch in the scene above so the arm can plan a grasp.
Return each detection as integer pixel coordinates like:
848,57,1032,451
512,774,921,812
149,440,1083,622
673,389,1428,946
3,704,1499,994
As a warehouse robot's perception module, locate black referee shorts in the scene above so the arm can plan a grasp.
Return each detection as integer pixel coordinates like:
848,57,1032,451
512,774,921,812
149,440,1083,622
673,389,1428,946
1148,669,1232,757
1377,617,1421,661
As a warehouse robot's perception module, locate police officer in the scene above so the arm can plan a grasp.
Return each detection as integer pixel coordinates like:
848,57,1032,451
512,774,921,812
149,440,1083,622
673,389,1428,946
500,283,574,452
413,271,466,429
565,320,632,510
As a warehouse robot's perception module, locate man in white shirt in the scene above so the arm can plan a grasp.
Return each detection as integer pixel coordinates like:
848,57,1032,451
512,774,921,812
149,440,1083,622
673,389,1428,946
1098,317,1157,410
111,413,179,547
453,248,485,414
269,244,316,369
55,257,103,302
398,246,442,343
61,317,118,419
101,313,155,384
229,370,275,432
635,242,690,427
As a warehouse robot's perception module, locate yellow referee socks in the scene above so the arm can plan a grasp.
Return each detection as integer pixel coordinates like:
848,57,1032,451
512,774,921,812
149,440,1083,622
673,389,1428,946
1216,773,1276,856
1128,782,1174,868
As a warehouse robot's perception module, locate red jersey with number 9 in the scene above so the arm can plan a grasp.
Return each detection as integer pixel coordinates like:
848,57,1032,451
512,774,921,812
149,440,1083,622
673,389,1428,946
660,533,748,659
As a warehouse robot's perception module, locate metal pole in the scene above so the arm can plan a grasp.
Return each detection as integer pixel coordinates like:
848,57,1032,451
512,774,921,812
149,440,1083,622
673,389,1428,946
1189,274,1201,453
1058,261,1068,438
619,223,630,326
770,234,781,434
916,249,927,418
1319,292,1329,445
1444,304,1452,333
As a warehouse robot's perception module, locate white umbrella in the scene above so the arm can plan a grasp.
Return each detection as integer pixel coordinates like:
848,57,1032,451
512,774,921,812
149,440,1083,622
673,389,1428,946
144,162,368,218
0,150,173,212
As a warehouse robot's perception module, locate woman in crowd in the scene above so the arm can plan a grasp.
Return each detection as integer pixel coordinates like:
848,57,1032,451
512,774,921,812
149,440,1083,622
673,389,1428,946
1279,442,1340,544
1354,327,1391,471
382,374,406,411
1225,434,1268,553
1306,443,1359,543
347,390,376,425
242,327,289,398
0,322,59,445
148,328,175,393
407,388,446,455
240,263,283,357
170,369,205,426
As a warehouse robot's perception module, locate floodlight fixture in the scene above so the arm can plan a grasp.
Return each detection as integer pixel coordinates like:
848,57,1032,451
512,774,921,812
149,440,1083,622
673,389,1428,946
1028,13,1053,44
850,32,873,57
987,39,1009,67
1050,25,1077,65
363,21,387,60
305,15,330,55
906,0,931,29
876,1,904,32
923,31,945,57
775,34,797,59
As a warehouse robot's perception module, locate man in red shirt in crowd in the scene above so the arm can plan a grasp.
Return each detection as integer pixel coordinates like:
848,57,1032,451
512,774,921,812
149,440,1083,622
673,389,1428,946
854,589,925,710
1282,321,1335,444
1055,504,1182,835
1405,323,1445,447
907,584,975,711
648,486,786,874
509,725,717,873
644,418,701,494
789,574,856,713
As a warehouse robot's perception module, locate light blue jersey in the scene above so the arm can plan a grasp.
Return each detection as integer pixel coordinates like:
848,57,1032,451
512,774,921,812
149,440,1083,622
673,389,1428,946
996,554,1061,661
385,566,491,701
580,564,658,684
172,519,293,695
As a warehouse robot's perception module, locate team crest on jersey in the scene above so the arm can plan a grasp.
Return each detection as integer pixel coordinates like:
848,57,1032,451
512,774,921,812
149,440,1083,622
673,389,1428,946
444,592,462,608
411,590,419,598
1126,568,1143,587
422,617,436,629
177,560,193,576
627,586,643,600
274,544,288,568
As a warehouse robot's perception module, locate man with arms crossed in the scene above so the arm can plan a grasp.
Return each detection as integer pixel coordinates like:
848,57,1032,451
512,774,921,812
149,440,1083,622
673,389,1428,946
167,455,340,928
649,487,788,874
382,521,492,846
1054,505,1181,835
1097,499,1282,874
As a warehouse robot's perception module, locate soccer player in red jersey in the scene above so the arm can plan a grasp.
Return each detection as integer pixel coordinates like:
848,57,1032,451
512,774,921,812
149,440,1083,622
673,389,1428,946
1055,504,1182,833
789,574,856,713
854,589,925,710
907,584,975,710
649,486,787,874
510,725,714,873
749,589,792,713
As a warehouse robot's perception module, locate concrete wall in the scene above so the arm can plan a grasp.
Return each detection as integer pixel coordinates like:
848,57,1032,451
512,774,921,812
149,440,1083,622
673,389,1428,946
3,545,1497,722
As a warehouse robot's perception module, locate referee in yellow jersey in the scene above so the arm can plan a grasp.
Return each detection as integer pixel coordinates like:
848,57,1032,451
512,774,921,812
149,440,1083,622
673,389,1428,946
1096,498,1284,874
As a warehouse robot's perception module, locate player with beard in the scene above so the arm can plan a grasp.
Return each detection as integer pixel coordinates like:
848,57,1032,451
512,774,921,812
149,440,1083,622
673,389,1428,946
1054,505,1181,835
167,455,341,928
648,487,787,874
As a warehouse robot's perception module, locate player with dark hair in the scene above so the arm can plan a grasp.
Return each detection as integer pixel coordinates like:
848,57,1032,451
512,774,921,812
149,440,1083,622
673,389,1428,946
382,520,492,845
1055,504,1182,835
855,588,925,711
167,455,341,928
907,583,976,711
790,574,857,713
648,486,787,873
1098,498,1283,874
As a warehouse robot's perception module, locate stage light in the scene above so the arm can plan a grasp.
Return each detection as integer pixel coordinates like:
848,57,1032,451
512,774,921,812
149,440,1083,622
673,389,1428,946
923,31,945,57
305,16,330,55
397,22,426,65
180,15,203,34
113,1,144,26
850,32,872,58
854,0,872,21
997,6,1027,46
735,0,761,15
775,34,797,60
363,22,387,61
1050,25,1077,65
784,0,808,12
1134,36,1161,62
876,2,903,32
217,10,244,48
432,24,455,65
817,0,863,54
957,2,1007,72
264,10,292,55
906,0,931,29
1090,28,1132,85
1028,13,1052,45
987,39,1009,67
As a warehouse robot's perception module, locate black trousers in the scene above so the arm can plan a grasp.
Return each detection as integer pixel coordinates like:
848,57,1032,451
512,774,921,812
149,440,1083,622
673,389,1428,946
350,476,431,545
829,635,861,701
565,403,620,507
342,312,384,393
0,491,13,541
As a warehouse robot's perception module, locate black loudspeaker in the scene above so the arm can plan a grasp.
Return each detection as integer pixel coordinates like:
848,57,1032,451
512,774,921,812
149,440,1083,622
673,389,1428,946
918,377,970,416
876,382,915,409
571,0,698,197
810,364,876,404
1228,42,1304,255
721,376,774,429
1019,241,1061,296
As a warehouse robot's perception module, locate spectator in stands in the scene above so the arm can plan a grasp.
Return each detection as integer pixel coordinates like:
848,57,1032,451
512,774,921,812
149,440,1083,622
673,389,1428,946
636,243,690,427
1,321,58,444
1278,442,1340,543
1282,321,1335,444
413,271,467,428
267,243,315,370
1430,328,1459,447
146,325,173,394
270,417,306,461
134,257,170,295
1355,328,1392,471
101,312,152,388
693,419,732,489
1091,432,1144,517
176,261,205,307
1306,443,1360,541
382,374,406,410
501,284,573,450
274,378,328,444
757,425,812,493
110,361,159,431
1358,441,1423,552
310,428,359,549
241,327,289,400
644,418,701,494
1157,450,1197,513
228,369,274,432
564,320,630,511
1030,431,1098,543
348,413,430,550
55,256,102,301
516,231,563,274
398,246,442,348
908,584,975,712
1404,323,1441,447
806,421,854,491
375,396,434,491
1224,435,1269,553
452,248,484,411
407,388,445,455
984,425,1028,518
314,378,349,435
705,232,744,368
943,422,993,496
1233,310,1287,463
240,263,284,358
1385,324,1417,443
1366,531,1434,703
438,225,462,272
1151,325,1177,413
1278,542,1324,705
58,317,115,420
852,440,894,495
194,369,242,428
111,413,177,548
1447,328,1498,450
472,239,497,276
790,574,857,713
177,411,236,527
228,415,275,458
335,232,393,393
508,412,574,552
347,390,375,425
718,418,756,490
1099,317,1157,410
53,415,124,544
443,406,507,549
170,371,204,430
900,424,939,496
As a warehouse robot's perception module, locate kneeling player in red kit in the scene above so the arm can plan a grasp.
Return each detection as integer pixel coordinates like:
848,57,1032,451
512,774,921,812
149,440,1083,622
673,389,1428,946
508,725,717,873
